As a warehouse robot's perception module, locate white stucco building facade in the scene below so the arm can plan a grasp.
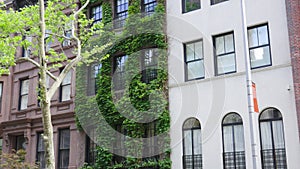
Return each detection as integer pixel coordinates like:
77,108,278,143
167,0,300,168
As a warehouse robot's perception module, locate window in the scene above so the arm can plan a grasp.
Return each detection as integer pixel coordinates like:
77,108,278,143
15,135,26,151
211,0,228,5
60,71,71,102
114,0,128,29
182,0,201,13
45,30,52,52
91,5,102,25
58,129,70,169
184,40,204,80
248,24,271,68
113,125,127,163
85,129,96,165
143,122,158,159
222,113,246,169
62,22,72,47
14,0,38,10
87,63,102,96
19,79,29,110
36,133,45,169
0,82,3,112
113,55,128,90
22,36,32,57
259,108,287,169
182,118,202,169
142,49,158,83
142,0,157,16
213,32,236,75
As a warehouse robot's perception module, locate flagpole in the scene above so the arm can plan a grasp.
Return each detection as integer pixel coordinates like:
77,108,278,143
240,0,259,168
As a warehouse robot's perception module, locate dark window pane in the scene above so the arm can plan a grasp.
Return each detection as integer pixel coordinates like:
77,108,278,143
59,129,70,169
211,0,228,5
183,0,201,13
113,55,128,90
259,108,287,169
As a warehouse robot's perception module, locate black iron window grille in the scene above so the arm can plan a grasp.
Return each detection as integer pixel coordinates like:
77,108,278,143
182,118,202,169
222,113,246,169
259,108,287,169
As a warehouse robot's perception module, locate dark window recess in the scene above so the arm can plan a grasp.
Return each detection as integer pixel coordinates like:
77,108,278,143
0,82,3,112
113,125,127,164
36,133,45,169
114,0,128,29
184,40,204,81
222,113,246,169
182,118,202,169
142,0,157,16
182,0,201,13
211,0,228,5
248,24,272,69
58,129,70,169
113,123,159,165
113,55,128,90
19,79,29,110
91,5,103,25
87,63,102,96
85,129,96,165
14,0,38,10
259,108,287,169
142,49,158,83
15,135,26,151
213,32,236,75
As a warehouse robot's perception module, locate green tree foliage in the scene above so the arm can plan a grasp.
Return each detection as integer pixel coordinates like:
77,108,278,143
0,0,110,168
0,149,38,169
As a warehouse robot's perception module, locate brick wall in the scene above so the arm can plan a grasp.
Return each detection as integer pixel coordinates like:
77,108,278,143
285,0,300,139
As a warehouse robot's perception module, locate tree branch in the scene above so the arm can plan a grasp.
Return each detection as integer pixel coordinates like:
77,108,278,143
47,0,90,99
17,57,41,68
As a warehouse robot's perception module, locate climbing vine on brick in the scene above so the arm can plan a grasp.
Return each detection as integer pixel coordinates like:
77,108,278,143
76,0,170,168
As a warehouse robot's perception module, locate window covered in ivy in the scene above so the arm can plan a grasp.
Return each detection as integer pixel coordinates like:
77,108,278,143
113,55,128,90
114,0,128,28
142,48,158,83
142,0,157,16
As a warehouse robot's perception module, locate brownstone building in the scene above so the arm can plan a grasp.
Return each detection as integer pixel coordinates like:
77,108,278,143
0,1,86,168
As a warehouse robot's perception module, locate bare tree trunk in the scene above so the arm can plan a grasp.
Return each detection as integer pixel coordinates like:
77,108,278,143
38,0,55,168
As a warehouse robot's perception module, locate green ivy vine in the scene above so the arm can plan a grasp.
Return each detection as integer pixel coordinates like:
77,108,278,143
76,0,170,168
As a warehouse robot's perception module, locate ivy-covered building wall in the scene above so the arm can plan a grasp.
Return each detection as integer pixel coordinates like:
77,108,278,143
76,0,170,168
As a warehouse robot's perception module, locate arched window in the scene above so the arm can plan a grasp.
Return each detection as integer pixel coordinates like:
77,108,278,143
259,108,287,169
222,113,246,169
182,118,202,169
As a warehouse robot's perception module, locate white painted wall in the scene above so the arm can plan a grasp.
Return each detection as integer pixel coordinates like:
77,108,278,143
167,0,300,168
